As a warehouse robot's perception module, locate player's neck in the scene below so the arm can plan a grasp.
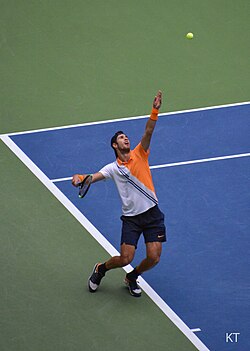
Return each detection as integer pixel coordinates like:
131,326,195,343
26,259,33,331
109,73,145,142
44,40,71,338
117,150,131,163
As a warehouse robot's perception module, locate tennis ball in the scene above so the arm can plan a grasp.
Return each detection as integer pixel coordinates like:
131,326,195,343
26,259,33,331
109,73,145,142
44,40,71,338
186,32,194,39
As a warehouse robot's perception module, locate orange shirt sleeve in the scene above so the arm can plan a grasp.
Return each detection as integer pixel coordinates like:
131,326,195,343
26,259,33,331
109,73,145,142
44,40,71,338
133,142,150,159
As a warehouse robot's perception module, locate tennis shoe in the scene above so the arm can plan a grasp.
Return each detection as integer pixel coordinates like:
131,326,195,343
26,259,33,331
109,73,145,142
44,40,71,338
124,276,142,297
88,263,105,292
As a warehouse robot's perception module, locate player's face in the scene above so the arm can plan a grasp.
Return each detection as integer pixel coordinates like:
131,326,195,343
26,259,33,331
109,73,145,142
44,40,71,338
115,134,130,152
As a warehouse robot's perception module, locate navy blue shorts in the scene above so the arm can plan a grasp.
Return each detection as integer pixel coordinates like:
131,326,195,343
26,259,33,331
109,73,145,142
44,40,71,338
120,205,166,249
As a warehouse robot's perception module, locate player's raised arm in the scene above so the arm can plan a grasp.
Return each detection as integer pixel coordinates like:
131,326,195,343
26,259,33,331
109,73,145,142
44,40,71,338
141,90,162,152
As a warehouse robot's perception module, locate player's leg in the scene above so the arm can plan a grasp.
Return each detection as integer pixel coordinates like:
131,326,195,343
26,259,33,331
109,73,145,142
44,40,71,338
136,241,162,274
105,243,136,269
135,204,166,274
124,241,163,297
125,205,166,296
88,244,136,293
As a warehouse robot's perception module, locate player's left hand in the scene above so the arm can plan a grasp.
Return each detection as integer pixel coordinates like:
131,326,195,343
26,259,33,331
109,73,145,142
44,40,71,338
72,174,84,187
153,90,162,110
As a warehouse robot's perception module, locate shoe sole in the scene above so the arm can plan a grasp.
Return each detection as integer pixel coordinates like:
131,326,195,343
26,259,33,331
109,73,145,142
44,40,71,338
124,278,142,297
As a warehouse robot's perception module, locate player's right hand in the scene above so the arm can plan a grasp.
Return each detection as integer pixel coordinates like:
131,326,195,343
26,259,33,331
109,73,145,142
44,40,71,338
72,174,84,187
153,90,162,110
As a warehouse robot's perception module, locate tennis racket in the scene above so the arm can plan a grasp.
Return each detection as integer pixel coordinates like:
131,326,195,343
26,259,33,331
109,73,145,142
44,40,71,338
78,174,93,198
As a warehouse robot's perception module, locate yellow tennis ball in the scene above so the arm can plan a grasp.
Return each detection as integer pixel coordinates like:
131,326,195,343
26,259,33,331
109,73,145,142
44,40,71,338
186,32,194,39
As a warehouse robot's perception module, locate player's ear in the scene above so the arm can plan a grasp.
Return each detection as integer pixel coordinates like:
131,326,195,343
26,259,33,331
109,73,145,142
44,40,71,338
112,142,118,150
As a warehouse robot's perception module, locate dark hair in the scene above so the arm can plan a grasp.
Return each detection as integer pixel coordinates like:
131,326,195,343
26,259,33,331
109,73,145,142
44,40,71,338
110,130,124,157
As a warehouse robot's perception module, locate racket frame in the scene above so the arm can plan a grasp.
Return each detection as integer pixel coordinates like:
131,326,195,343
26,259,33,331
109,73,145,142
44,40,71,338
78,174,93,198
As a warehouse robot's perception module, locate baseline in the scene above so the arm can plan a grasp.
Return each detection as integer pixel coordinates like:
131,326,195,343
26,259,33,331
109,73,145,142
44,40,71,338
2,101,249,137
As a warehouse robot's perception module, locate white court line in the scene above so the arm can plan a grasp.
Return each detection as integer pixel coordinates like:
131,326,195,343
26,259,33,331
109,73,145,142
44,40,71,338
2,101,250,136
0,133,211,351
150,152,250,170
51,152,250,183
191,329,202,333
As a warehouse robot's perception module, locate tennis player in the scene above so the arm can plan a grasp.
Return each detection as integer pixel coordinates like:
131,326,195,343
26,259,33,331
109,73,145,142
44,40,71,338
72,91,166,297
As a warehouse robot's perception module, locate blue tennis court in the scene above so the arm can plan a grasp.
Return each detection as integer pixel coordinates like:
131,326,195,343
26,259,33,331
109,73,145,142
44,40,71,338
3,103,250,351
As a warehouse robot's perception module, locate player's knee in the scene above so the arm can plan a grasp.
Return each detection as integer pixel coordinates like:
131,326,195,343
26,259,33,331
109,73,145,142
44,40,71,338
153,255,160,266
120,254,133,266
147,253,161,266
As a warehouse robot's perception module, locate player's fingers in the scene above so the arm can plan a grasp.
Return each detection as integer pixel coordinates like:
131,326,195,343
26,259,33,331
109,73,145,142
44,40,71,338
72,177,77,186
72,174,81,186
